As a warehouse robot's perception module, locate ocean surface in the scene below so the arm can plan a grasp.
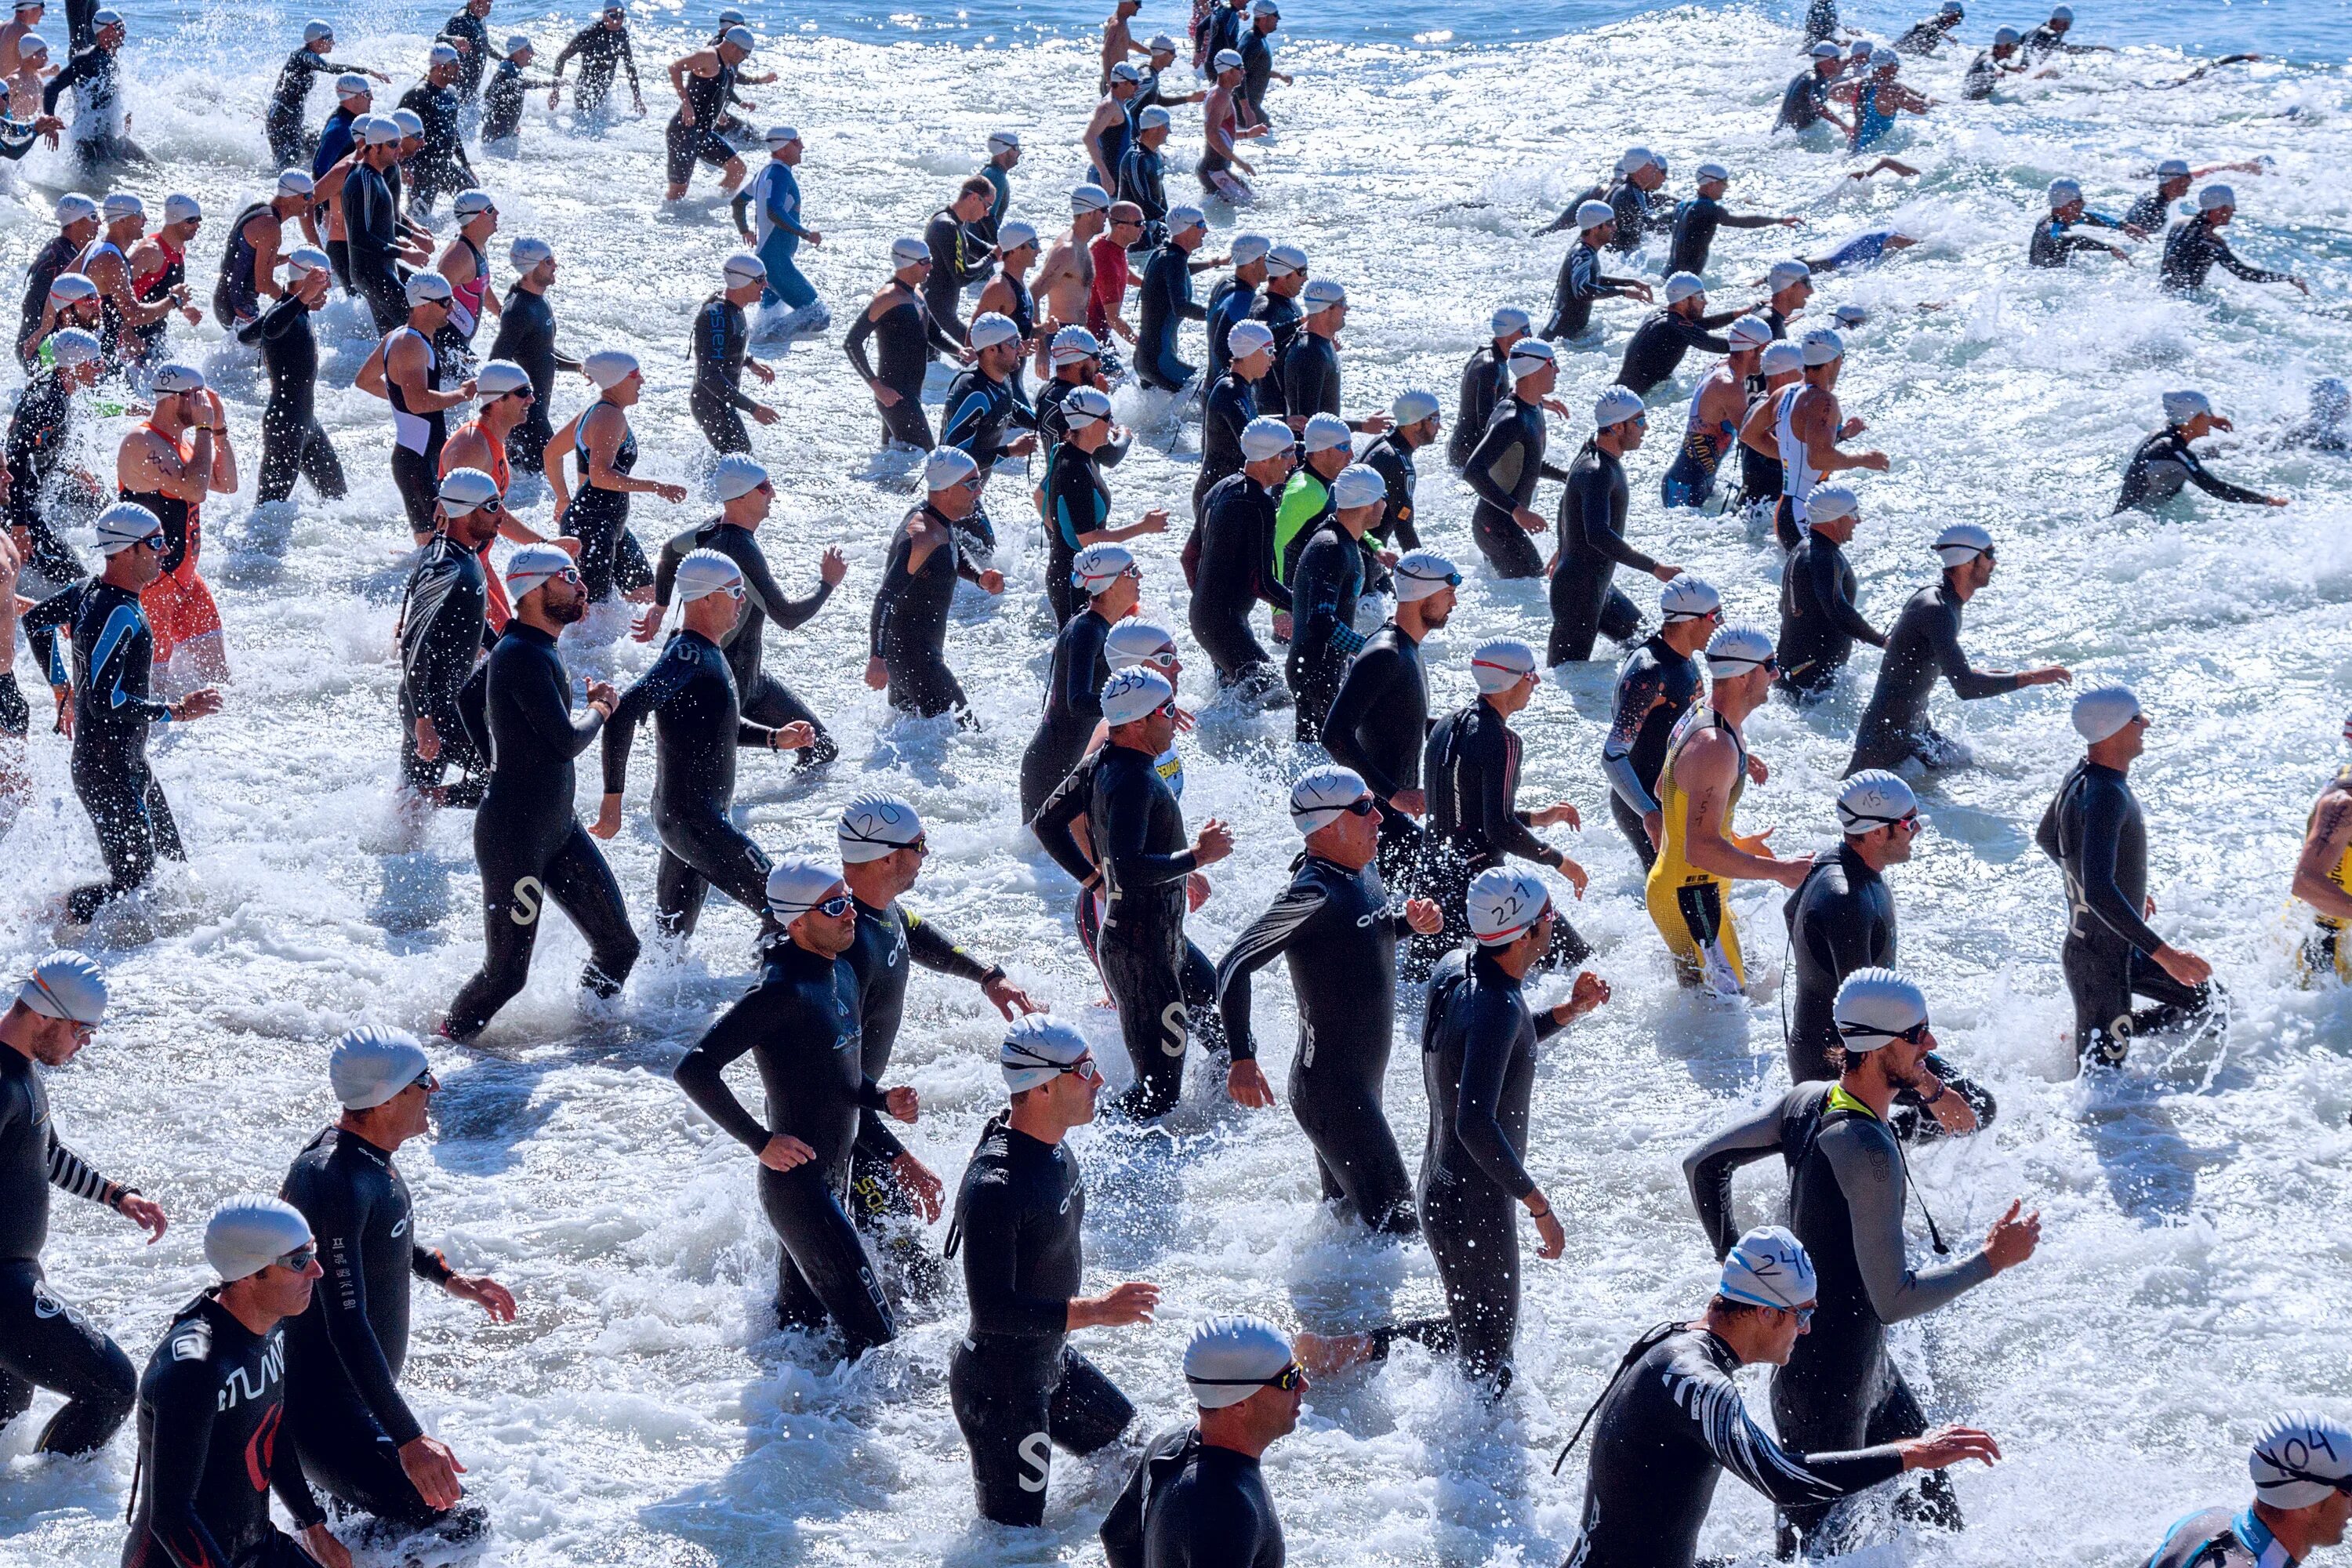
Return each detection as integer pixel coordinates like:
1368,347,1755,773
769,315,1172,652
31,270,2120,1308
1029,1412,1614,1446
5,1,2352,1566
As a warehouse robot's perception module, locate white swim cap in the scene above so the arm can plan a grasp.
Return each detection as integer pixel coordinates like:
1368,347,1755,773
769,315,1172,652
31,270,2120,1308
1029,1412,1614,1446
392,109,424,136
1149,32,1177,53
1212,46,1243,71
891,235,932,266
17,30,45,56
1110,60,1144,83
1230,234,1271,267
764,123,800,146
1265,244,1308,277
277,169,315,198
504,543,574,600
1105,619,1178,670
2072,685,2142,744
582,348,638,388
1249,0,1279,17
336,71,369,96
93,500,162,554
1468,866,1551,945
1073,541,1137,593
1831,303,1868,330
205,1196,312,1282
329,1025,431,1110
1393,387,1441,426
1290,764,1370,833
1238,416,1294,462
2251,1414,2352,1509
924,445,979,489
1575,199,1617,232
838,791,923,862
510,235,553,270
1661,575,1720,622
1834,967,1928,1050
360,114,402,146
1836,770,1920,834
673,549,743,603
1801,328,1845,365
1705,622,1775,676
996,220,1038,253
1001,1015,1090,1093
474,358,530,397
430,40,461,67
1166,204,1207,234
2199,183,2235,212
1870,45,1899,67
1101,666,1175,726
54,193,96,223
438,466,502,515
1594,387,1646,429
19,952,105,1024
1810,39,1842,56
48,327,100,366
1470,637,1538,695
722,251,768,284
1301,278,1346,312
1508,337,1555,376
1616,145,1657,176
1052,324,1104,364
1759,340,1804,376
1490,304,1531,337
1063,386,1113,426
100,191,142,220
507,34,533,54
162,192,201,226
89,5,116,26
2047,177,2082,209
303,19,332,44
1728,314,1774,349
1803,485,1857,524
764,857,844,921
2161,389,2211,425
1136,104,1171,132
1664,271,1705,304
1994,24,2022,44
1769,258,1813,289
1215,320,1272,365
722,24,754,51
47,271,96,303
2050,3,2074,21
713,454,768,501
1185,1315,1293,1409
151,362,205,393
1932,522,1994,567
1302,412,1352,454
2156,158,2190,179
1720,1225,1817,1310
1330,464,1385,511
405,270,453,306
1394,549,1459,602
1695,161,1730,185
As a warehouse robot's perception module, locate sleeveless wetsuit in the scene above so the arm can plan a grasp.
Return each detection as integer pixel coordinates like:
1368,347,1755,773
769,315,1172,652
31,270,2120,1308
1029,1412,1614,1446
1645,706,1749,995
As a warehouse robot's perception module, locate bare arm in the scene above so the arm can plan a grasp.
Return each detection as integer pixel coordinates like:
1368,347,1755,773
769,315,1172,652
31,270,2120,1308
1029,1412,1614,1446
2296,793,2352,923
1676,731,1793,883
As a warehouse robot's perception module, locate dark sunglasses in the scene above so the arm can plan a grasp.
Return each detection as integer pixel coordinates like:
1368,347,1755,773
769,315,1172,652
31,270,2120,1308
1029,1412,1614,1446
273,1243,319,1272
1194,1363,1305,1394
411,1069,440,1093
1840,1018,1933,1046
135,532,166,552
810,892,855,918
1342,796,1378,818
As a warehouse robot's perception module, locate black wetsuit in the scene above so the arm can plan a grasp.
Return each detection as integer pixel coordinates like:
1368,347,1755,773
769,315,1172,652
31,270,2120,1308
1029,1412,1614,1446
1777,68,1835,131
1279,329,1342,419
279,1127,476,1534
1776,530,1882,695
4,365,87,585
1238,27,1275,125
1616,308,1734,397
673,936,898,1351
123,1292,327,1568
1602,179,1675,255
1019,606,1112,821
59,580,183,922
844,282,961,450
1285,522,1367,740
652,518,835,762
1088,743,1216,1118
551,20,638,122
241,294,347,506
1544,241,1640,342
1189,472,1287,685
444,9,491,100
562,408,654,603
483,58,547,147
1418,946,1560,1388
922,205,990,345
267,48,359,169
2037,759,2212,1066
1201,274,1257,394
869,503,983,720
2161,216,2294,292
1359,433,1423,559
1565,1325,1906,1568
1135,241,1205,392
396,532,488,795
1602,633,1700,870
1116,139,1167,227
45,42,139,173
938,365,1034,559
688,291,760,454
1895,14,1959,53
664,60,735,189
444,622,639,1040
1192,370,1258,530
601,629,777,938
946,1115,1133,1525
485,285,574,475
1845,581,2020,775
2114,426,2270,512
341,159,406,332
0,1047,136,1458
1216,853,1419,1234
1322,619,1430,894
1041,438,1112,627
1962,48,2016,99
213,201,275,329
1247,289,1302,419
1449,343,1509,473
19,230,82,366
1424,697,1593,973
397,79,475,220
1668,195,1778,278
1463,394,1565,580
1686,1081,1983,1547
312,105,359,182
1551,439,1653,666
2122,187,2177,235
2028,209,2129,267
1102,1425,1284,1568
2144,1508,2301,1568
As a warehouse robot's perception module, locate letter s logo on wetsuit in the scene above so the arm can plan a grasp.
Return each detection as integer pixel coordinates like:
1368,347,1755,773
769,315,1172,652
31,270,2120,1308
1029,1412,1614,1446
510,875,545,926
1160,1000,1189,1056
1018,1432,1053,1492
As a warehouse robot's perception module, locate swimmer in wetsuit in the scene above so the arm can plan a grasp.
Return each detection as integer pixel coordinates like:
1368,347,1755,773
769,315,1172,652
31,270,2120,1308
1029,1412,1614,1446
1666,162,1803,278
1845,523,2070,775
949,1016,1151,1525
1549,387,1683,666
2036,687,2216,1069
548,5,644,127
1322,550,1458,907
548,350,683,607
2292,713,2352,985
1101,1316,1303,1568
2028,176,2140,267
1685,970,2038,1553
213,172,321,332
1217,766,1444,1232
358,273,479,545
866,448,1007,724
673,858,917,1353
661,27,754,203
1118,105,1173,229
594,550,815,939
485,237,582,478
1448,306,1530,473
280,1028,513,1544
1134,205,1210,394
1737,326,1884,550
1773,485,1881,698
1602,576,1718,871
1281,279,1392,434
1189,416,1295,699
2122,157,2256,233
1192,318,1269,542
1661,315,1772,510
939,311,1040,561
482,38,554,156
1244,244,1306,417
1283,463,1384,739
265,22,386,169
1894,0,1965,53
1040,387,1163,630
688,252,779,455
1542,202,1652,343
439,546,639,1042
395,469,499,806
19,196,100,369
1271,412,1352,590
1646,624,1809,997
1360,390,1437,570
5,327,101,593
1561,1225,2000,1568
2114,388,2286,513
1461,336,1569,579
1021,542,1138,821
2144,1416,2352,1568
924,177,999,347
398,44,477,221
2162,184,2308,296
844,238,964,453
1777,42,1856,136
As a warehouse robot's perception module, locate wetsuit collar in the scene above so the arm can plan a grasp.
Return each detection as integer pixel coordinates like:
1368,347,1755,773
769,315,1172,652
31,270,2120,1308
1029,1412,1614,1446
1388,618,1421,647
505,621,557,648
1825,1083,1880,1120
328,1123,397,1162
2235,1506,2299,1568
673,627,718,652
1837,838,1882,887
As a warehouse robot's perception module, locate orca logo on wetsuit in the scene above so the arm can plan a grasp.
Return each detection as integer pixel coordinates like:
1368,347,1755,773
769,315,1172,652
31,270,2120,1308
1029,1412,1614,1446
31,1283,67,1320
1018,1431,1053,1491
1159,1001,1188,1056
510,875,545,926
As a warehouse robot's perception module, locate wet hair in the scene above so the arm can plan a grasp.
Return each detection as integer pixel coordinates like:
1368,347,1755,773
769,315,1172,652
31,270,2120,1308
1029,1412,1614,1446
960,175,996,201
